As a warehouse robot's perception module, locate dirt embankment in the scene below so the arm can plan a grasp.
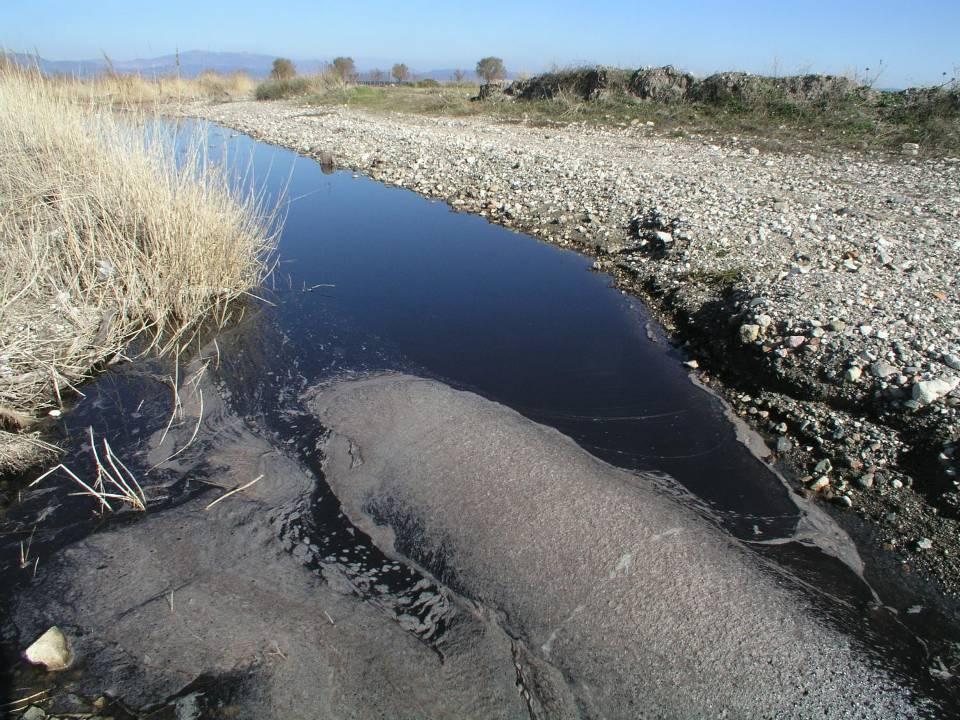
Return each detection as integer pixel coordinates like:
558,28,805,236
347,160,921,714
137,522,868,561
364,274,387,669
183,99,960,596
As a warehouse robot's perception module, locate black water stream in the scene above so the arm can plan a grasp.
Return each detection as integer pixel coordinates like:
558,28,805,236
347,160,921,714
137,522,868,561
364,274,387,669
2,121,957,714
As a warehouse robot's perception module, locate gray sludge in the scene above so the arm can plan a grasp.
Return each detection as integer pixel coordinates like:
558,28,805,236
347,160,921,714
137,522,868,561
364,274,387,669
310,373,931,719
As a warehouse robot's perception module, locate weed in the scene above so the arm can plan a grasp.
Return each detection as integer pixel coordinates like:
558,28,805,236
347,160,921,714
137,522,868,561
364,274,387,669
0,65,276,471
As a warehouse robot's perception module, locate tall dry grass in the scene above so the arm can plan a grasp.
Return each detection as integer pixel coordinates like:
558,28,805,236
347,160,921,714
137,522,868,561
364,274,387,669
0,66,275,471
50,69,257,106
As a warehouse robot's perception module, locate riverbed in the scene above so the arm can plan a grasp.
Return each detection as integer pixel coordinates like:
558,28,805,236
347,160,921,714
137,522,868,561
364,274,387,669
2,122,957,718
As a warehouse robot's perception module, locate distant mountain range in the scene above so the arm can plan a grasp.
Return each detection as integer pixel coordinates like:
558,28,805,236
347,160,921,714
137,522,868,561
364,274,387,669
6,50,484,82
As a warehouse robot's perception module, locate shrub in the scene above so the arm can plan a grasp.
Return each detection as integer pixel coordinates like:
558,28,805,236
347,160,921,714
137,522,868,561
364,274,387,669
415,78,440,88
255,77,311,100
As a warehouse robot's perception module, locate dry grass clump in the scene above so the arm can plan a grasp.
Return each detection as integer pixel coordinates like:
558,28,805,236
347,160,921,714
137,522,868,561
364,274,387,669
0,66,275,472
50,69,256,106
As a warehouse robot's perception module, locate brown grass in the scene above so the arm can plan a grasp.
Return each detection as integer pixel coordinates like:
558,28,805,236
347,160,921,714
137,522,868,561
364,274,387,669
0,66,275,472
51,69,256,106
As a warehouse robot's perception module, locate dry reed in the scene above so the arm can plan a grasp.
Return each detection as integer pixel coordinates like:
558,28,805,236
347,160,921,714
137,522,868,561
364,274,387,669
50,69,256,106
0,65,275,472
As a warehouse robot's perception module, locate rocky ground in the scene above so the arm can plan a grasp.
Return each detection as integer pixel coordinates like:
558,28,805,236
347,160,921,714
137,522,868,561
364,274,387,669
183,99,960,597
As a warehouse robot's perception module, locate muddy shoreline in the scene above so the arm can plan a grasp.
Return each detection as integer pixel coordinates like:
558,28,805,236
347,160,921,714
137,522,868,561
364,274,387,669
179,99,960,602
5,367,953,717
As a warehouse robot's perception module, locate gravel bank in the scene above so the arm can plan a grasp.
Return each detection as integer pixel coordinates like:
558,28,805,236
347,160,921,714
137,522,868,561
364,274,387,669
185,99,960,597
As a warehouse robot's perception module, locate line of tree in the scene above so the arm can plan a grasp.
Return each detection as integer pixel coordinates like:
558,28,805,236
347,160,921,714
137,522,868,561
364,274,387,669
268,56,508,85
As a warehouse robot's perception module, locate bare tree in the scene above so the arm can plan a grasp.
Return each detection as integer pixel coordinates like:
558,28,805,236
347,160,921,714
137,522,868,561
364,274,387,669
476,57,506,83
391,63,410,83
370,68,385,84
452,68,466,84
271,58,296,81
331,57,356,82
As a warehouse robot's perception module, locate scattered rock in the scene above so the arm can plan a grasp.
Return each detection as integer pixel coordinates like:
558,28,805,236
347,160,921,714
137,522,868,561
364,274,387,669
917,537,933,551
739,324,760,343
912,377,959,405
21,707,45,720
24,626,72,671
869,361,898,379
628,65,695,103
809,477,830,492
845,366,863,382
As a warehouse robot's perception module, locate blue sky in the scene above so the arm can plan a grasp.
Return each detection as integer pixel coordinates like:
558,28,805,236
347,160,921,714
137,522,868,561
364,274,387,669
2,0,957,87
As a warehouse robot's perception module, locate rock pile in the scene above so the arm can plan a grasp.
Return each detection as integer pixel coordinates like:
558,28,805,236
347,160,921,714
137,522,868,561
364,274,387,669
479,66,869,107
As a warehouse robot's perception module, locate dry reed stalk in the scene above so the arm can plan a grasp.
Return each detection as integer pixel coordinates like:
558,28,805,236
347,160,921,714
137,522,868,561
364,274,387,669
29,427,147,512
0,64,276,472
204,474,264,510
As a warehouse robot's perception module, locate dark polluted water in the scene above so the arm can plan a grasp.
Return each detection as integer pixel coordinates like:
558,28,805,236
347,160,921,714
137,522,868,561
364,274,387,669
2,120,957,714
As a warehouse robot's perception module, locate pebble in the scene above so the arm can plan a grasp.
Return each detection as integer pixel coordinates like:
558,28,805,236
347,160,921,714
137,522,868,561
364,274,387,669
912,377,959,405
917,537,933,550
739,324,760,343
869,361,898,379
24,626,71,671
845,366,862,382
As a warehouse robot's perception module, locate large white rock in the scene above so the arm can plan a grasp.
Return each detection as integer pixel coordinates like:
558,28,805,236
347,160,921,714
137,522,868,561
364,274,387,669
24,626,72,671
912,376,959,405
